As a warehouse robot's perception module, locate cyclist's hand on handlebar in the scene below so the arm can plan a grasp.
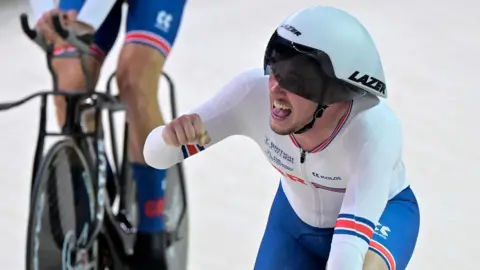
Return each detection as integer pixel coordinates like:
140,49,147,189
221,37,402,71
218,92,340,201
35,9,94,46
35,9,73,45
162,114,211,147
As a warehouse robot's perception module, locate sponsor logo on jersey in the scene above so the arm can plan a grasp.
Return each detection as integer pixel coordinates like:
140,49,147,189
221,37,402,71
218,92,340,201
312,172,342,181
374,223,391,240
271,164,307,185
348,71,386,95
155,10,173,32
264,137,294,163
280,24,302,36
265,149,294,171
271,164,346,193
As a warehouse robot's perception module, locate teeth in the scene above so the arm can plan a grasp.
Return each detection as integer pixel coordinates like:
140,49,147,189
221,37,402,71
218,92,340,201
274,100,291,110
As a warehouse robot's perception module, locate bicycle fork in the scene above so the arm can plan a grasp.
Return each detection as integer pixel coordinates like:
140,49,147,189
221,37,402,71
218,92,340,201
74,99,108,251
79,98,133,265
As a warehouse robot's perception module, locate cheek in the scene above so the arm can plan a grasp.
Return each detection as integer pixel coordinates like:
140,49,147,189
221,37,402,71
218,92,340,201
288,93,317,113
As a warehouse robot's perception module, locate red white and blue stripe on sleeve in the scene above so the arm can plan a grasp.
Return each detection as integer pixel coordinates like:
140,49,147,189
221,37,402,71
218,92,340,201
181,144,205,158
334,213,375,243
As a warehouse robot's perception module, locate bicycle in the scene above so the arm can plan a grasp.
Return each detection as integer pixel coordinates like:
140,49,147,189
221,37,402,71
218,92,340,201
0,13,189,270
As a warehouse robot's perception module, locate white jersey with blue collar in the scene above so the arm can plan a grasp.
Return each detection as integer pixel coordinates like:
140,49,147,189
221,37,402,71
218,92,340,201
144,68,409,269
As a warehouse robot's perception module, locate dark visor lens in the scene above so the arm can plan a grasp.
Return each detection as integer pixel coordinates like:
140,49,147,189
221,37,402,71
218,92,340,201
268,52,326,103
265,32,366,104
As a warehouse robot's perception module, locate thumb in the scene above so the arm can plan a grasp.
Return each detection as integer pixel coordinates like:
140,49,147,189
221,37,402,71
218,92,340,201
198,131,211,146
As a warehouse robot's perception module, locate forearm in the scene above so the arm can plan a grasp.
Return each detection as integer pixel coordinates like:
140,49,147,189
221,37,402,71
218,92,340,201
143,109,244,169
144,69,265,169
326,239,366,270
144,126,187,169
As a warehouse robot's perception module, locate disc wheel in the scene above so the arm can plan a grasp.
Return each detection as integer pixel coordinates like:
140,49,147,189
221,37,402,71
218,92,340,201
25,139,98,270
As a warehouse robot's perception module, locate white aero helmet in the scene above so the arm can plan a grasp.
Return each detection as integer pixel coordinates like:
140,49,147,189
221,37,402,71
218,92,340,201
264,5,387,106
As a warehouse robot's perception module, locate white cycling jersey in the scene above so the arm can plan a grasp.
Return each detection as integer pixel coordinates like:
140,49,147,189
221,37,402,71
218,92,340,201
144,68,409,269
29,0,116,30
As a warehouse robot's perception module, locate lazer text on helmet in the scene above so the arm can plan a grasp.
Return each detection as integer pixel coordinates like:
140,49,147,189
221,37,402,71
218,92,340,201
280,24,302,36
348,71,386,95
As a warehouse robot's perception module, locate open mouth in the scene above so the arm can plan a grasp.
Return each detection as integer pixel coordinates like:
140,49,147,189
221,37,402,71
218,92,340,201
271,100,292,121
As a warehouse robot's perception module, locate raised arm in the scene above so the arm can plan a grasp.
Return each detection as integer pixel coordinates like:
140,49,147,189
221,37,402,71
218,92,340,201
144,69,267,169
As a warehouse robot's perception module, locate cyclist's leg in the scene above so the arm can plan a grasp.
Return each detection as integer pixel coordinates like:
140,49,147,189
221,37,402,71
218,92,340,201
115,0,187,263
254,182,327,270
54,0,122,126
53,0,105,126
54,0,123,236
364,186,420,270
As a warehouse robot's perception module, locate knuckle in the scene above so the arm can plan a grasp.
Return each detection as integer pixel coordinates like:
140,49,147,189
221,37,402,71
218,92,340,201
176,115,187,124
187,113,198,122
181,115,191,125
171,118,182,127
167,123,179,134
165,123,173,132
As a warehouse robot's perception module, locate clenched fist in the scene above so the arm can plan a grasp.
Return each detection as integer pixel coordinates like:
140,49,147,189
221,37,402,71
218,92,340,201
162,114,211,147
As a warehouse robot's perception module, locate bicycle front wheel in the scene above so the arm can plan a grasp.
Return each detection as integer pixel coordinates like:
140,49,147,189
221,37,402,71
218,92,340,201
25,138,98,270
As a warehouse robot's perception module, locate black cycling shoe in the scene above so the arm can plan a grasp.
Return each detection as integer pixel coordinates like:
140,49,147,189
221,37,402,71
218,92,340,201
131,232,168,270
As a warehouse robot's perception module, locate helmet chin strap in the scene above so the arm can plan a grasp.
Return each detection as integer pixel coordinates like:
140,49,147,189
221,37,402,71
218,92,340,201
293,104,328,134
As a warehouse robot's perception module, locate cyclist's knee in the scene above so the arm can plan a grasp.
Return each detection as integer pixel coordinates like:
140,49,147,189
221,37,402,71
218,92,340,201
52,56,101,90
116,43,166,103
51,56,101,125
362,250,389,270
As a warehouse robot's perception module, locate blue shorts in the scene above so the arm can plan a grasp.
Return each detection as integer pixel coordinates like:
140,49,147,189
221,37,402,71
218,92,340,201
254,182,420,270
56,0,187,59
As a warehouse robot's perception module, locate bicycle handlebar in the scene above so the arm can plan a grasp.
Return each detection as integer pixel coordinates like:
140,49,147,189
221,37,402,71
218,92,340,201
51,14,93,53
20,14,50,52
0,91,125,112
19,13,93,54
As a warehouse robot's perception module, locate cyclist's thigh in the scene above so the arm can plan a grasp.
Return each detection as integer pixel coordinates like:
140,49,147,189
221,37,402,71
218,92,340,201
124,0,188,58
57,0,123,60
254,182,324,270
367,186,420,270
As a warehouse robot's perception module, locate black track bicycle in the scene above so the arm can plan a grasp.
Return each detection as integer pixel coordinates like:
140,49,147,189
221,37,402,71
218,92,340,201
0,14,189,270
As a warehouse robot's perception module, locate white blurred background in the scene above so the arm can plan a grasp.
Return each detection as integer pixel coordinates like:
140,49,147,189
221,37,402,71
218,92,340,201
0,0,478,269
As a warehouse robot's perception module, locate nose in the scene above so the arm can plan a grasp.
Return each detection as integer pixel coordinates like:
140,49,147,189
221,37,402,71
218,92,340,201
269,75,285,94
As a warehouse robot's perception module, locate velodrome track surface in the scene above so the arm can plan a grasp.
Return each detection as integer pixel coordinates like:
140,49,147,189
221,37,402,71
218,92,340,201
0,0,477,269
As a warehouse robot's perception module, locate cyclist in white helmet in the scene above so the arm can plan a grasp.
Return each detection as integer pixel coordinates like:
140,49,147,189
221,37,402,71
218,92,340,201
144,5,419,270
